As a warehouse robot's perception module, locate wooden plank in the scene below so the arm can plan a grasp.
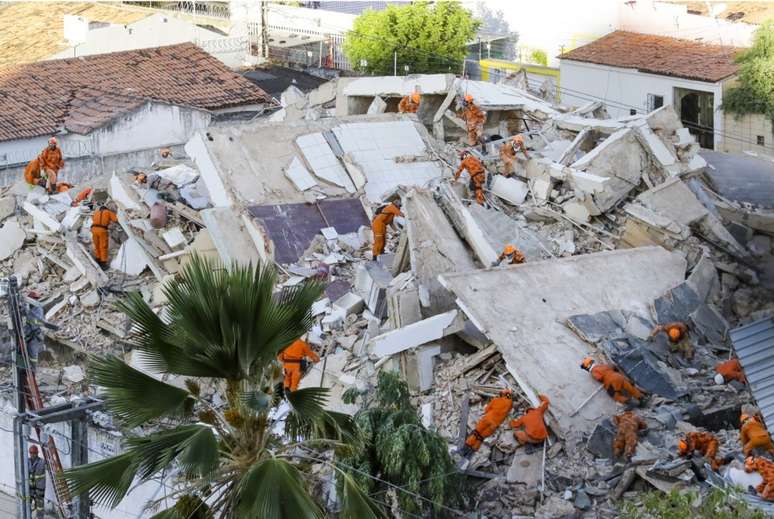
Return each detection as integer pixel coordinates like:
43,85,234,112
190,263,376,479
458,344,499,375
168,202,204,227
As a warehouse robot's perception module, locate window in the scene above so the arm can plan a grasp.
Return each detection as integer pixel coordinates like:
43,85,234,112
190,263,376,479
758,135,765,146
647,94,664,112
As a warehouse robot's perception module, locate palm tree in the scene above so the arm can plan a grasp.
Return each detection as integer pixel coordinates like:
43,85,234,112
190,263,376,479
63,255,382,518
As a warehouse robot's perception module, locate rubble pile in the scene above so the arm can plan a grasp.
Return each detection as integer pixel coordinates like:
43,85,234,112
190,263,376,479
3,74,774,516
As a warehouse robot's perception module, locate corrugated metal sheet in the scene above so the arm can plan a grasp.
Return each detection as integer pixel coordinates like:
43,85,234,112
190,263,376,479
730,317,774,431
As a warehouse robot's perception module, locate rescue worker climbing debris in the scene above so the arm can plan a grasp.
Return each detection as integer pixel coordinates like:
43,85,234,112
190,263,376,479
740,413,774,457
91,202,118,269
715,357,746,385
580,357,644,405
398,91,421,114
650,321,693,360
500,134,529,176
459,94,486,146
678,431,727,471
612,411,646,460
454,150,487,206
371,199,403,259
493,244,525,266
28,444,46,519
745,456,774,500
39,137,65,194
461,389,513,457
510,394,550,445
23,155,46,188
277,337,320,392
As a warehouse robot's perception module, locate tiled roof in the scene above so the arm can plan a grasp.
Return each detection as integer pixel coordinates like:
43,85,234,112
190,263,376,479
0,43,271,142
0,2,150,69
559,31,741,82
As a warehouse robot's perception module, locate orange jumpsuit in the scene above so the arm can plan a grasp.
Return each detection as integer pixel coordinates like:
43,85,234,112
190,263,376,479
715,358,746,384
460,103,485,145
652,322,693,360
497,248,525,265
590,364,643,404
24,157,44,186
741,416,774,456
398,96,419,114
746,457,774,500
71,188,92,206
465,395,513,451
371,203,402,258
499,136,528,176
39,146,64,193
454,155,487,205
277,339,320,392
613,411,646,459
510,395,549,444
679,432,723,470
91,208,117,265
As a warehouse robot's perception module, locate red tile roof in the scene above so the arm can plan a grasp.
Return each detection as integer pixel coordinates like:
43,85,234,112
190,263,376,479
0,42,271,142
559,31,741,82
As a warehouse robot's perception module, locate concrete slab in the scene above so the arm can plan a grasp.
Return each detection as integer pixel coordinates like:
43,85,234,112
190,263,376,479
109,173,142,210
341,74,453,96
23,202,60,232
369,309,463,358
200,208,263,268
636,178,708,227
284,156,317,191
438,247,686,435
507,449,543,486
185,131,232,207
65,238,109,289
0,196,15,222
491,175,529,205
297,132,355,192
0,220,25,260
111,239,150,276
162,227,187,250
367,96,387,114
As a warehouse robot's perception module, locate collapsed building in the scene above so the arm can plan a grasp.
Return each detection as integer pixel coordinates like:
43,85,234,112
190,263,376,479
1,72,774,517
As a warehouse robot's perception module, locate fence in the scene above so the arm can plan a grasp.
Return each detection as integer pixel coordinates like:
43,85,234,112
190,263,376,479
248,23,353,72
121,1,230,19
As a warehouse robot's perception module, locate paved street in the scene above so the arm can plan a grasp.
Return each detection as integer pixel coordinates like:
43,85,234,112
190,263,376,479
702,150,774,208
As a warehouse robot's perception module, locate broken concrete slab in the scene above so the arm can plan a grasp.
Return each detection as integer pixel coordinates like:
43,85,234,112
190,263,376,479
562,200,591,223
506,449,543,486
162,227,187,250
200,208,264,268
369,309,464,358
284,156,318,191
636,177,708,227
438,247,686,435
568,170,610,194
586,418,616,458
366,96,387,114
491,176,529,205
0,220,25,260
690,303,728,345
354,261,393,318
111,239,150,276
109,173,142,210
0,196,16,222
296,132,356,192
65,238,109,289
333,292,364,316
23,202,61,232
601,337,687,399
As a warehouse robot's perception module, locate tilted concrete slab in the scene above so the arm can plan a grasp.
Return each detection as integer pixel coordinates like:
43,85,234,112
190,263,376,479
369,309,464,358
438,247,686,436
200,208,264,268
341,74,454,97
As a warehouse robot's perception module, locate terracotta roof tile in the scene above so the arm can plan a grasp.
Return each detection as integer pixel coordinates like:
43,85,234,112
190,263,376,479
0,43,271,142
559,31,741,82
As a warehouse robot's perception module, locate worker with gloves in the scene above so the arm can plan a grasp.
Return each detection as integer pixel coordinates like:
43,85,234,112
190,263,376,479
28,444,46,518
650,321,693,360
23,156,46,188
715,357,746,385
493,244,525,266
91,202,118,269
278,337,320,392
613,411,646,460
371,199,403,259
459,94,486,146
398,92,421,114
510,394,550,445
745,456,774,500
740,413,774,457
500,134,529,176
39,137,65,194
581,357,644,405
461,389,513,456
454,150,487,205
678,431,727,471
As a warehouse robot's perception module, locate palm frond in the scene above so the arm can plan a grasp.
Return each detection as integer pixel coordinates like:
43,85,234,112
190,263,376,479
150,495,213,519
63,452,136,508
335,468,386,519
126,425,219,480
287,387,329,420
240,390,272,413
89,355,195,427
236,457,322,519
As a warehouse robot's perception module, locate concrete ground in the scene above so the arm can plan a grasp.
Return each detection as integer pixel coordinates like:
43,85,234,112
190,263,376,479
702,150,774,208
0,491,16,517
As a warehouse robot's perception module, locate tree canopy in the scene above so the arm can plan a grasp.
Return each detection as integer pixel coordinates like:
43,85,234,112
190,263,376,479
723,20,774,121
343,1,480,75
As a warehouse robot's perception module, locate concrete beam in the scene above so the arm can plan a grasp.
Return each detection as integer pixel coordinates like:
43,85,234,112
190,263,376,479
369,309,464,358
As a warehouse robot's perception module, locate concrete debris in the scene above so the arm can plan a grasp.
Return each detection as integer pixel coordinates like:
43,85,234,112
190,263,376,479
0,220,25,260
369,309,464,358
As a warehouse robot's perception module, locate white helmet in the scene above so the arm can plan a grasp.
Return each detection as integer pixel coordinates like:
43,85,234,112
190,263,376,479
714,373,725,385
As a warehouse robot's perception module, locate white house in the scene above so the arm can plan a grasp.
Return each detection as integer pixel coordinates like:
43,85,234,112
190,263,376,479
559,31,740,150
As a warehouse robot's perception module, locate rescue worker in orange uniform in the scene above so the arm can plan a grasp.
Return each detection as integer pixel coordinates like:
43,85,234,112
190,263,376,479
459,94,486,146
715,357,746,385
500,134,529,176
745,456,774,500
39,137,64,194
678,431,725,471
650,321,693,360
581,357,644,405
741,413,774,457
277,337,320,392
23,156,46,188
71,187,93,207
461,389,513,456
91,202,118,268
371,200,403,259
510,394,550,445
454,150,487,205
398,92,421,114
613,411,647,459
494,244,525,266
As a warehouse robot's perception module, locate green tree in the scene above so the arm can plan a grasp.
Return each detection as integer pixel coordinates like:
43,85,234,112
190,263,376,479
723,20,774,121
529,49,548,66
343,1,480,75
63,256,381,518
620,488,766,519
340,371,460,516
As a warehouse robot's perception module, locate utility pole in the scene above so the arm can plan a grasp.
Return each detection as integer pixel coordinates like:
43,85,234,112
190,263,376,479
261,0,269,60
393,50,397,76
